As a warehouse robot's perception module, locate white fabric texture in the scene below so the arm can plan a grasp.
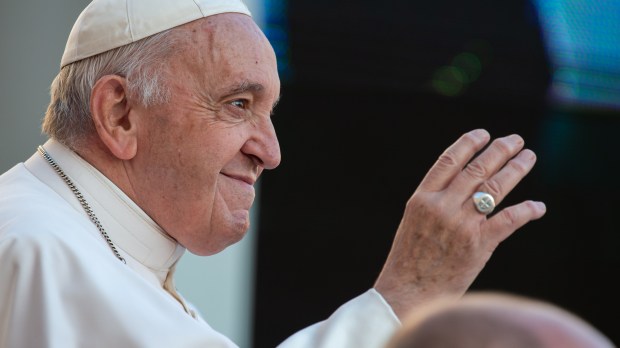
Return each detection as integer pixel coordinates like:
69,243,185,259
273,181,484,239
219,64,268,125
0,139,400,347
278,289,401,348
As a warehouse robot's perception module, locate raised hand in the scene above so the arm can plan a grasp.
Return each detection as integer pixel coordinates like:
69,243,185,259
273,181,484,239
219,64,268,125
374,129,546,319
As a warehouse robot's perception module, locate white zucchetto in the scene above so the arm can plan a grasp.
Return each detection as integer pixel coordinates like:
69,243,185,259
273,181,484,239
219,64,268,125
61,0,251,67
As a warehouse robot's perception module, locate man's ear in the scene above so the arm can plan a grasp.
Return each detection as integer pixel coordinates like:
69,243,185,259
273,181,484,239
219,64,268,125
90,75,138,160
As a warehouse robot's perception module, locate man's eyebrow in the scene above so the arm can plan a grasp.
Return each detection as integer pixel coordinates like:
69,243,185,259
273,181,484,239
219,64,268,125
229,80,264,94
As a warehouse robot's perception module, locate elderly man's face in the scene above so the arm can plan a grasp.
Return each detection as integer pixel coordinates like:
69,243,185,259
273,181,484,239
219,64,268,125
129,14,281,255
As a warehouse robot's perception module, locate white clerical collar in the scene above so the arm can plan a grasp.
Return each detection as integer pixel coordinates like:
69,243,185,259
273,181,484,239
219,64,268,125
31,139,185,275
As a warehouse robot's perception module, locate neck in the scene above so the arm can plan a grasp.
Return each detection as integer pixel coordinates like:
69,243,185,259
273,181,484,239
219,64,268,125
75,137,139,206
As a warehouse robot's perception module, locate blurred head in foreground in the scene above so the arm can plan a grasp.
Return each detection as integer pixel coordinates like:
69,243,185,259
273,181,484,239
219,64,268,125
385,292,615,348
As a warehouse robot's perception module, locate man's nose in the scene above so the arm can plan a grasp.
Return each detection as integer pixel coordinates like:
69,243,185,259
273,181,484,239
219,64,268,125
242,118,281,170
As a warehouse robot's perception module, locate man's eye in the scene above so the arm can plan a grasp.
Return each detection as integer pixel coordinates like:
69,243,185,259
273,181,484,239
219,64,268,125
230,99,247,109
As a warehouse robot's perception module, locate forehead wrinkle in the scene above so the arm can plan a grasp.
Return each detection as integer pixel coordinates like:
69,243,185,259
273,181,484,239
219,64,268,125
168,22,216,99
181,15,279,112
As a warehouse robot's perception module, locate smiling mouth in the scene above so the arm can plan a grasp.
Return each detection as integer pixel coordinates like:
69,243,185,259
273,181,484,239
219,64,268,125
221,173,255,186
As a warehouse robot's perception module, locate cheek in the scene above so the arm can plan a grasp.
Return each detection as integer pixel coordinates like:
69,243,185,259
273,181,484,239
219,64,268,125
138,129,213,198
172,139,244,198
142,111,251,192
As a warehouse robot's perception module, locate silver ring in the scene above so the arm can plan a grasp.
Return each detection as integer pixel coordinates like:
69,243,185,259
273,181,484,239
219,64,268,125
472,192,495,214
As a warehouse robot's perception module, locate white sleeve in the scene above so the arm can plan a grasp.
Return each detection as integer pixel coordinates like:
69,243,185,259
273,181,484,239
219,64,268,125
277,289,401,348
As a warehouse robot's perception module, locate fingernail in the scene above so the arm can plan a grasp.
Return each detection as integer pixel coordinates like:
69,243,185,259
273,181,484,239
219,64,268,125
536,201,546,212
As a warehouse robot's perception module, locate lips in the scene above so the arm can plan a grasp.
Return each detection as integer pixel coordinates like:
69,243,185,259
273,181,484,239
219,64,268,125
220,173,255,186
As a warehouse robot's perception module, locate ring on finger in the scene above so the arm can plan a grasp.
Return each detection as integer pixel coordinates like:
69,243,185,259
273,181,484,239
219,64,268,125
472,192,495,214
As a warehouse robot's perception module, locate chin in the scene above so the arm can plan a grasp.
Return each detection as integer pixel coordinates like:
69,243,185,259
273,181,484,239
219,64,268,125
187,220,250,256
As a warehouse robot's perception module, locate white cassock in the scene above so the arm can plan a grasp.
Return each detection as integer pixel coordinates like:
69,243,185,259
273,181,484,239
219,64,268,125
0,139,400,348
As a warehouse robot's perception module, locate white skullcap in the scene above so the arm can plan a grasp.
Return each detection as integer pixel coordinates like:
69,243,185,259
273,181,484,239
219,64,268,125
61,0,252,68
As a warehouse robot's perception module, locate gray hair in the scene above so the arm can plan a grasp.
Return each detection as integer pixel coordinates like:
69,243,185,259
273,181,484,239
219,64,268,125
43,29,181,150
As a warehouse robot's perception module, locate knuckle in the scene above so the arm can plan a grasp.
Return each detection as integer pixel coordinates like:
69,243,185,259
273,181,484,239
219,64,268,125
464,160,487,179
507,157,529,175
407,194,446,220
512,149,537,172
493,137,517,156
481,178,502,197
525,200,541,214
436,149,459,168
500,208,518,226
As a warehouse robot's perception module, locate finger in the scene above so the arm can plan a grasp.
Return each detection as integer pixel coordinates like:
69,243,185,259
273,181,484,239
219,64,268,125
419,129,490,192
450,134,525,198
483,200,546,244
474,149,537,207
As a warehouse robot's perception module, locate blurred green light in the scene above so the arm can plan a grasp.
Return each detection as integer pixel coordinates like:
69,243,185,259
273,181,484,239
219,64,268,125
452,52,482,83
432,66,466,96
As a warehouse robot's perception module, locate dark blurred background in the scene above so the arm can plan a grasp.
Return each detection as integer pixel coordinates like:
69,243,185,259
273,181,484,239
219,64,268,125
254,0,620,346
